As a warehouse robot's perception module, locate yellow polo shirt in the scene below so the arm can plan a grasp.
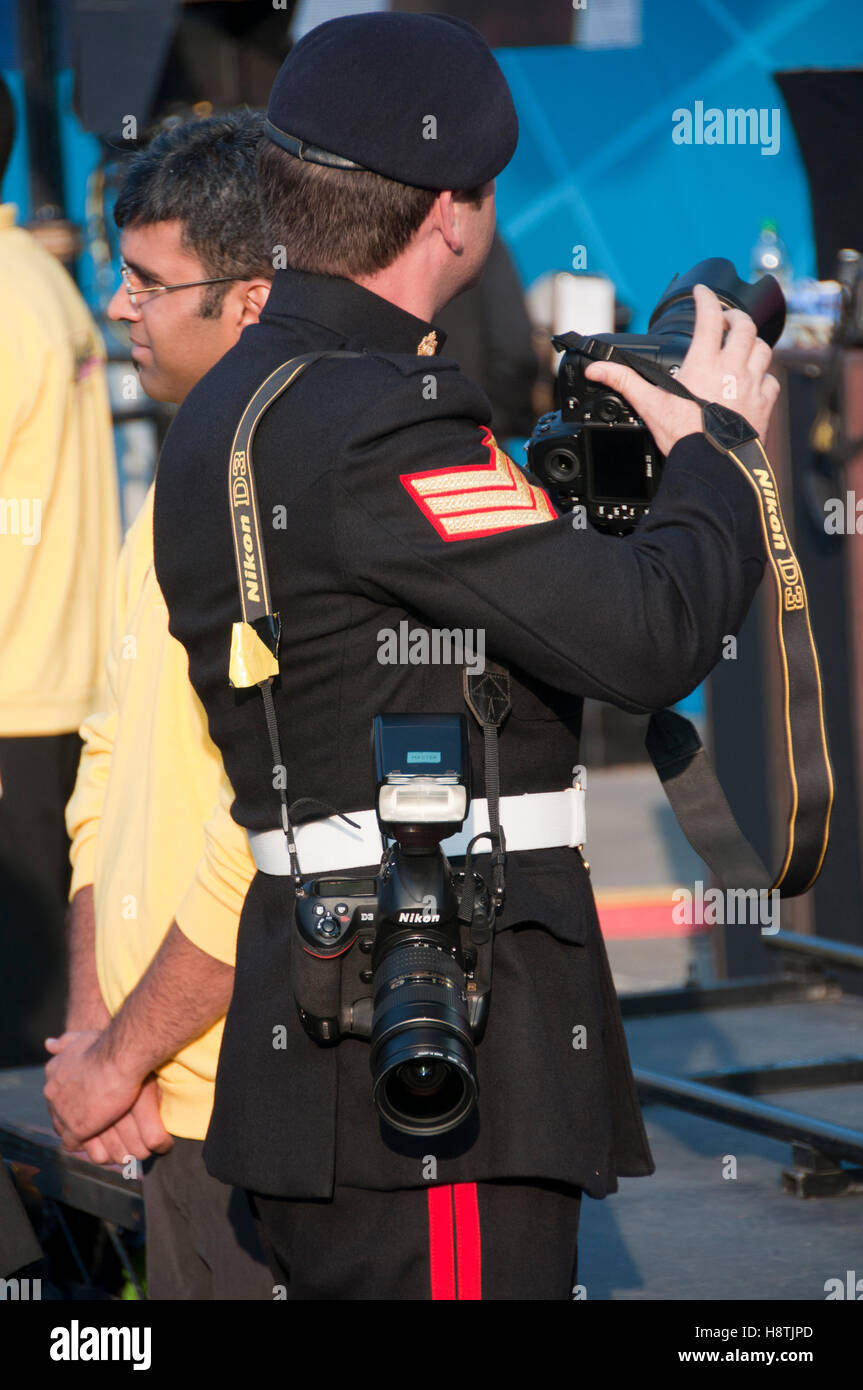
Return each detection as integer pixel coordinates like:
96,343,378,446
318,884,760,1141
66,483,257,1139
0,204,119,734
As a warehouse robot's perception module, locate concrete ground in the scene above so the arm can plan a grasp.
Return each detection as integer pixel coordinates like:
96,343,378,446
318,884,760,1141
582,763,863,1302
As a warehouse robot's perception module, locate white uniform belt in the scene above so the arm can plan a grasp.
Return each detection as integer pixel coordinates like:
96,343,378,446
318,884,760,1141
248,787,586,876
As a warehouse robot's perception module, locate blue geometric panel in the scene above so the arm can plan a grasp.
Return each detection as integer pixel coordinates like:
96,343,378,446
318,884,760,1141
497,0,863,326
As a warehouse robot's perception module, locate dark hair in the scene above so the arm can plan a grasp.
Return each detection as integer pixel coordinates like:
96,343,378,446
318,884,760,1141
114,110,273,317
0,75,15,185
257,139,456,278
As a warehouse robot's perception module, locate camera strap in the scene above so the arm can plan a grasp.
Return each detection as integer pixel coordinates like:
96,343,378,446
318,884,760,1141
226,351,510,895
463,663,512,913
557,334,834,896
227,352,369,882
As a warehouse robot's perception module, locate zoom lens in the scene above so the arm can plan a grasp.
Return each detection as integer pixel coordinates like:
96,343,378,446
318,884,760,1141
370,941,477,1137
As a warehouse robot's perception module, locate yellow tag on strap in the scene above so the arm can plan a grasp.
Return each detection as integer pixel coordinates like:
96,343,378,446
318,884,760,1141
229,619,280,688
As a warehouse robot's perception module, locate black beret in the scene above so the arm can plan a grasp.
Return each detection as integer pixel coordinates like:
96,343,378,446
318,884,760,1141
265,12,518,191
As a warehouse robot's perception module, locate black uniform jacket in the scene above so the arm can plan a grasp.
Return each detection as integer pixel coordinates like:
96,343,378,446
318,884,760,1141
153,267,766,1200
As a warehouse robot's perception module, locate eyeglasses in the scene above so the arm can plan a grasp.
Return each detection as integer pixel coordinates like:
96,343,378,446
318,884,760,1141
120,261,239,307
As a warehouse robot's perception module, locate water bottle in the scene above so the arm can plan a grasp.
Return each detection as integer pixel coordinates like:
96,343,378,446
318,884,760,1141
750,220,792,294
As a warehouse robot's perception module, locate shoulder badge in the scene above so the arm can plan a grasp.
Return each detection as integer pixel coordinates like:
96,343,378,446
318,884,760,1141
400,427,557,541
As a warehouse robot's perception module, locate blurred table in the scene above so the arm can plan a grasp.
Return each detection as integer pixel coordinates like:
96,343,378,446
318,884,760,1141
0,1067,142,1230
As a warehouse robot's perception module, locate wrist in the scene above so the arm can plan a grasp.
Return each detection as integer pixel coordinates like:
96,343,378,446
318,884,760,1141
91,1024,150,1089
65,997,112,1033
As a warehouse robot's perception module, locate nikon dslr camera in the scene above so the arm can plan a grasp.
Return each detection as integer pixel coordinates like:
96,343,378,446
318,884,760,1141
526,257,785,534
292,714,494,1138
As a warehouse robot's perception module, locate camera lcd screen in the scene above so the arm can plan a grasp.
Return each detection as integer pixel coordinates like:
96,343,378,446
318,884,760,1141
315,878,377,897
585,427,649,503
374,713,467,783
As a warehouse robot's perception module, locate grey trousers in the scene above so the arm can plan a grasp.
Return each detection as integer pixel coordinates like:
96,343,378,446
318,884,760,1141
142,1137,274,1300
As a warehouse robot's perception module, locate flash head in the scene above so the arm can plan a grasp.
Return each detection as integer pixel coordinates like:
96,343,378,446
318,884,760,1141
373,714,470,845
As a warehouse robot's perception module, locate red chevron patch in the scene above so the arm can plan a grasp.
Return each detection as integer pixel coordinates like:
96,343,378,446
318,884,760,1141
400,427,557,541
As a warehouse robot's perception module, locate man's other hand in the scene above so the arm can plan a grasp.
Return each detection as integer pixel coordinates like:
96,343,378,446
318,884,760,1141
70,1076,174,1167
43,1029,171,1159
583,283,781,456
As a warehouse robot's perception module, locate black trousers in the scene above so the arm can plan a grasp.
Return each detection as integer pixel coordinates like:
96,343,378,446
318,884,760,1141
0,732,81,1066
142,1138,274,1300
0,1159,41,1277
250,1179,583,1301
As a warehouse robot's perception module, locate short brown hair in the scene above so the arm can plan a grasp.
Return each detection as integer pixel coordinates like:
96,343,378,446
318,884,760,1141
257,140,482,278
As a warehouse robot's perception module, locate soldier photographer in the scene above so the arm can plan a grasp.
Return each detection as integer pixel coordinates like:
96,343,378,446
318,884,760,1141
64,13,777,1299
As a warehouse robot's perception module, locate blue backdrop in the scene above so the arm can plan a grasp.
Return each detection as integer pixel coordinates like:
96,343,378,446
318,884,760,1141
3,0,863,320
495,0,863,324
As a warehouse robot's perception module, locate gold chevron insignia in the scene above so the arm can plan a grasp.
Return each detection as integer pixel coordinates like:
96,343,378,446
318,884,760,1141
400,427,557,540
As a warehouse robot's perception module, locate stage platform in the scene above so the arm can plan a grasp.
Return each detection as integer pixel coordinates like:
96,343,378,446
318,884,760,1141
581,994,863,1300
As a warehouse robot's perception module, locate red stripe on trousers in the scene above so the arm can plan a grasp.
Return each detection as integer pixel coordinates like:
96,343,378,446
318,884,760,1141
427,1183,482,1300
453,1183,482,1299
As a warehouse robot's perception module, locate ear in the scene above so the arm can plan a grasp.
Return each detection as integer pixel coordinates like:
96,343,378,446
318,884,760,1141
435,190,464,255
235,278,272,328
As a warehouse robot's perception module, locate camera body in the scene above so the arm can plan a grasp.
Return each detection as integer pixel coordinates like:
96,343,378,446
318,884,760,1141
292,714,494,1137
529,377,661,535
526,258,786,535
293,860,492,1046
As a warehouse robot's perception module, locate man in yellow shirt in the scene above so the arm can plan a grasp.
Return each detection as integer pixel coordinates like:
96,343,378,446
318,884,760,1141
0,76,120,1066
47,112,274,1298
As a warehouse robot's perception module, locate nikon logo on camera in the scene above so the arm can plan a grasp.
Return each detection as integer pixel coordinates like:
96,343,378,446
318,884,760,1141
398,911,441,923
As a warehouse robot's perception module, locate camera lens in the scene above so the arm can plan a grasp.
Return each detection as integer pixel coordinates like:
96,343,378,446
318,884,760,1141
399,1060,445,1091
370,942,478,1137
648,256,786,347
